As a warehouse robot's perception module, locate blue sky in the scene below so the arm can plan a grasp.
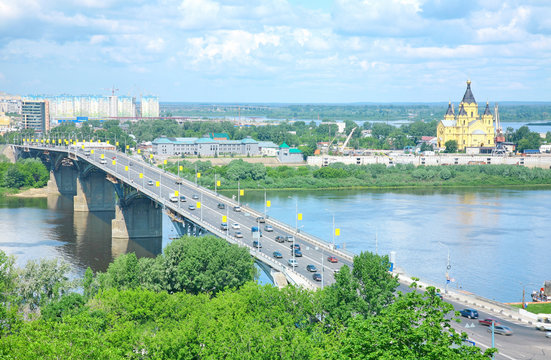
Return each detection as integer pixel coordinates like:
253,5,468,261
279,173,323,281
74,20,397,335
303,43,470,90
1,0,550,103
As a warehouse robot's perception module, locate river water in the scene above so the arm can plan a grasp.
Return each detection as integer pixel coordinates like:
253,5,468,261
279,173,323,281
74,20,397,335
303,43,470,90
2,187,550,302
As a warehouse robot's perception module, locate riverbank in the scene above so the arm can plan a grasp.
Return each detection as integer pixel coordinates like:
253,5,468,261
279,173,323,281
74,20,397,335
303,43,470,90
6,186,49,198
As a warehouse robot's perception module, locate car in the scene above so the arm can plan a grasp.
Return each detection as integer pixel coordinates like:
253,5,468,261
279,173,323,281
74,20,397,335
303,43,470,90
180,196,186,202
535,322,551,331
288,259,298,267
220,222,228,231
275,235,285,243
234,231,243,238
312,273,322,282
231,223,240,230
478,318,500,327
256,217,266,223
169,195,178,202
273,251,282,259
435,292,443,300
188,205,196,210
294,249,302,257
488,325,513,336
112,156,116,160
546,331,551,339
306,265,317,272
264,225,273,232
128,162,133,167
147,180,154,186
290,244,301,251
327,256,338,263
286,235,294,242
459,309,479,319
217,203,225,209
233,206,241,212
175,178,183,184
192,194,199,200
99,159,107,164
253,241,262,248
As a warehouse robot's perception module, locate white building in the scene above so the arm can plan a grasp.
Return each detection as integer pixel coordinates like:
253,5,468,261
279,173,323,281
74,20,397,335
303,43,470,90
141,96,160,117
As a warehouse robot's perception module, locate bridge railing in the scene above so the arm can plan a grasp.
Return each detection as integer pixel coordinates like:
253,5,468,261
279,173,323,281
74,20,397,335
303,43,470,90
144,157,356,263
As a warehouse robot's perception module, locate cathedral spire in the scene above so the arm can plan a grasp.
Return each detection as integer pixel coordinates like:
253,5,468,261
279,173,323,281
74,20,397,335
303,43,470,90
458,103,467,116
461,80,477,104
446,101,454,116
483,101,492,115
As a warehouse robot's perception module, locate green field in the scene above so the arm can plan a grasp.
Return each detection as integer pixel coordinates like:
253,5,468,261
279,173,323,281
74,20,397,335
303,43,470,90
511,302,551,314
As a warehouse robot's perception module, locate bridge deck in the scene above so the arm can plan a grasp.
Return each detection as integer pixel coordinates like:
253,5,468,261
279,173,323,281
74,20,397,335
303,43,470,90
18,144,355,288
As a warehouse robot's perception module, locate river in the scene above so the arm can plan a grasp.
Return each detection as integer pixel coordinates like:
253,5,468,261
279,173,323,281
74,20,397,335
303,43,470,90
2,187,550,302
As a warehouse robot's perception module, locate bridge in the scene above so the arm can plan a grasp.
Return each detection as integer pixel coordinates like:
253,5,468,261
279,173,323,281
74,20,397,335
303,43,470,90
14,143,355,289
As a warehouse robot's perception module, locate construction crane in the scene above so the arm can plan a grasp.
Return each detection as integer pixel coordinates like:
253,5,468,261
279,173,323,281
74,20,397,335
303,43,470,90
340,127,357,154
103,86,119,96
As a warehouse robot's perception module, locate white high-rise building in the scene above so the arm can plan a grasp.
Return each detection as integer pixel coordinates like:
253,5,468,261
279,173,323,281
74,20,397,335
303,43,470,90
140,96,160,117
118,96,136,117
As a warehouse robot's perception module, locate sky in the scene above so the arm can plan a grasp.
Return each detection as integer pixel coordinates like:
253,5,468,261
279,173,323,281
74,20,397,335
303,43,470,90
0,0,550,103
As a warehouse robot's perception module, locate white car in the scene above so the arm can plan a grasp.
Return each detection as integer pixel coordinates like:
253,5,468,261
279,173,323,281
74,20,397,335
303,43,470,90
234,231,243,238
536,322,551,331
231,223,240,230
288,259,298,267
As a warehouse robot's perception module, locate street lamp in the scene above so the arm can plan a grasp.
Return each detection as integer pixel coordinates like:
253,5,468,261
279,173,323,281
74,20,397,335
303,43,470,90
437,242,451,294
288,195,300,266
258,185,268,218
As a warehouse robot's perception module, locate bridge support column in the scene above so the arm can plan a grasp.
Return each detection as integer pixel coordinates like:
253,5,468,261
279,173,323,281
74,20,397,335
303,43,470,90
111,198,162,239
47,171,61,196
54,165,78,196
74,174,115,212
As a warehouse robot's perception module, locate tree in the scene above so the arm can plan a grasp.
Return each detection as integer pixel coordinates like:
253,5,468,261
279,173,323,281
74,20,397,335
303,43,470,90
444,140,458,153
160,235,256,295
328,284,494,359
17,258,75,310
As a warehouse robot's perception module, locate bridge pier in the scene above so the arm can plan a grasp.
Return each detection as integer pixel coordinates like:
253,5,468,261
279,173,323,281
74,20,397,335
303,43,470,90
53,165,78,196
47,171,61,196
74,173,116,212
111,198,162,239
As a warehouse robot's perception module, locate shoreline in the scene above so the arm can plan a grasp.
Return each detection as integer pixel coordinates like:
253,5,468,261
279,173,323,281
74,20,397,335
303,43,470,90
6,187,50,198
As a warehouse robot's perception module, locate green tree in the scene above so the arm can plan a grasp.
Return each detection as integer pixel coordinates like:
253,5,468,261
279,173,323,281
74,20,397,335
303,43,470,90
17,258,75,310
444,140,458,153
160,235,256,295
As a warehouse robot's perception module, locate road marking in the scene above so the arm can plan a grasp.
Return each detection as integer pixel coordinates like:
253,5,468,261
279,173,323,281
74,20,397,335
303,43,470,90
475,339,518,360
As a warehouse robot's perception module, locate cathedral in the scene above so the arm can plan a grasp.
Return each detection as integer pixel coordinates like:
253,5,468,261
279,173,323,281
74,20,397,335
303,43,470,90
436,81,495,150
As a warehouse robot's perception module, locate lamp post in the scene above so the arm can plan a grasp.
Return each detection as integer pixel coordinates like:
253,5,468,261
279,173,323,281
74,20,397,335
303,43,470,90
438,242,451,294
288,196,299,266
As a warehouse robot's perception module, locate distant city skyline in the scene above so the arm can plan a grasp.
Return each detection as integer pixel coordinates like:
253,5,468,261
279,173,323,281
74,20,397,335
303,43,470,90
1,1,550,103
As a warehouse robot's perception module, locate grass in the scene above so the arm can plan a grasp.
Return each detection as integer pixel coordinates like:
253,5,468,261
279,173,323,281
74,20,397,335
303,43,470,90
510,302,551,314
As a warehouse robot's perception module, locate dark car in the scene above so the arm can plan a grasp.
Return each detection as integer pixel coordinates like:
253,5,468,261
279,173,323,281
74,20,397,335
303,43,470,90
479,318,500,327
312,273,322,282
435,292,443,300
327,256,338,263
273,251,282,259
275,235,285,243
290,244,301,251
179,196,186,202
306,265,317,272
192,194,199,200
188,204,196,210
253,240,262,248
459,309,479,319
256,217,266,223
217,203,225,209
294,249,302,257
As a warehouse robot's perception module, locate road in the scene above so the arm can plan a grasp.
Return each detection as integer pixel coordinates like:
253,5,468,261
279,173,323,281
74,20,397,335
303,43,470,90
75,146,353,288
397,284,551,359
